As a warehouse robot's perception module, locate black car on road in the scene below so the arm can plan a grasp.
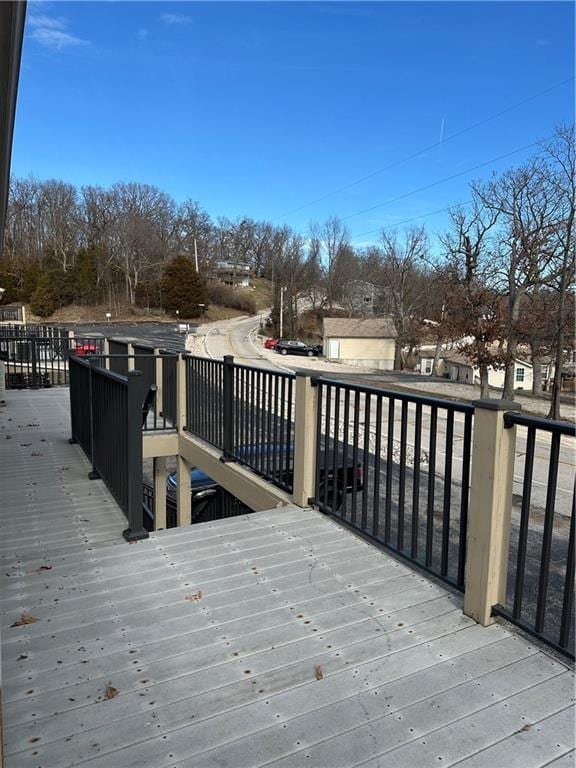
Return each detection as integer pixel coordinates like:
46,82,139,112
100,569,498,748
276,339,322,357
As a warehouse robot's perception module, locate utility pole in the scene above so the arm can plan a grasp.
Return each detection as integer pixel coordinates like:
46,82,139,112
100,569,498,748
279,286,286,339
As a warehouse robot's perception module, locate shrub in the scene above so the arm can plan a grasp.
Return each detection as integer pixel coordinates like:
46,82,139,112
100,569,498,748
207,282,256,314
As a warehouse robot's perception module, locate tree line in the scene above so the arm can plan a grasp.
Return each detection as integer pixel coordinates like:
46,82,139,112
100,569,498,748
1,125,573,417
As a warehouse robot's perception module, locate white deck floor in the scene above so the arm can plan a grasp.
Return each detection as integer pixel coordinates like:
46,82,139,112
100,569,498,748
1,390,574,768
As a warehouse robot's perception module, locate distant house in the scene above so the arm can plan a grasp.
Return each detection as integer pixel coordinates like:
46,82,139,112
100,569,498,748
342,280,379,317
322,317,397,370
417,349,534,390
211,260,252,288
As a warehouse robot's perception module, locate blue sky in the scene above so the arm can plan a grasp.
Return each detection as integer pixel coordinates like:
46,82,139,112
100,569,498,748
12,1,575,245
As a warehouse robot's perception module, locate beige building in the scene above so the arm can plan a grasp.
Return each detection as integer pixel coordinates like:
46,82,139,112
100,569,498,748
323,317,397,370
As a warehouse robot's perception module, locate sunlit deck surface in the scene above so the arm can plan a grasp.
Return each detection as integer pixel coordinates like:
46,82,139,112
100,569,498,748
1,390,574,768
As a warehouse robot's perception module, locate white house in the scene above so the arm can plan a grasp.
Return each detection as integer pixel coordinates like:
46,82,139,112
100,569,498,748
323,317,397,370
418,349,534,390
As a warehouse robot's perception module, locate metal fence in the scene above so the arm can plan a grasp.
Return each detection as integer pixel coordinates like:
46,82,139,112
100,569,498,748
183,355,296,493
161,351,178,426
0,326,104,389
0,322,65,338
108,339,129,375
0,306,24,323
68,354,148,541
185,355,225,448
313,377,474,591
231,361,295,493
493,412,575,659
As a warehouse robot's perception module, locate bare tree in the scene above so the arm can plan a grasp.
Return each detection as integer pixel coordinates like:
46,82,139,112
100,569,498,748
473,160,561,399
539,126,576,419
378,226,429,370
439,203,503,398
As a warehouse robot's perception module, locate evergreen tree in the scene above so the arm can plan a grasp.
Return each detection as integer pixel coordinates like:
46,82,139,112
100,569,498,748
161,255,208,318
30,273,57,317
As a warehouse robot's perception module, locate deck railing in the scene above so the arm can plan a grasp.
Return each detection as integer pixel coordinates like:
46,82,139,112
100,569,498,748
68,354,149,541
492,412,575,659
183,354,295,492
313,377,474,591
66,347,575,660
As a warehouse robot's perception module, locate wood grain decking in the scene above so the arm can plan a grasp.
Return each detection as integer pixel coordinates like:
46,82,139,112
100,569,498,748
1,390,574,768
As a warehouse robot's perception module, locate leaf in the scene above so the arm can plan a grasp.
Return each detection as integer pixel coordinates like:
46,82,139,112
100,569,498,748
314,664,323,681
104,683,119,700
520,724,533,732
17,654,29,661
28,565,52,574
185,590,203,602
11,612,38,628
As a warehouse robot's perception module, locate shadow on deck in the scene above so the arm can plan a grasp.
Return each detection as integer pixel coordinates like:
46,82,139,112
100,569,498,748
1,390,574,768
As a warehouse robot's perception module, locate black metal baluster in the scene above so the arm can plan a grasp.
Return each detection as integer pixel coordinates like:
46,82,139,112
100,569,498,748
361,393,371,530
411,403,422,559
351,390,360,526
441,410,454,577
341,388,350,521
372,395,383,538
512,426,536,619
384,398,395,544
398,400,408,551
535,431,561,634
559,490,575,649
426,406,437,568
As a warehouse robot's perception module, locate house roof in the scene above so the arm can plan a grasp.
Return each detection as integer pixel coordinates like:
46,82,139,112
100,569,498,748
441,351,533,369
323,317,397,339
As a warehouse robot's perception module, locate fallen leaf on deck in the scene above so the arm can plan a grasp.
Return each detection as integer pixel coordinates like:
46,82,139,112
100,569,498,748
104,683,119,700
11,612,38,627
185,590,203,602
520,724,533,732
17,654,29,661
28,565,53,574
20,443,31,447
314,665,324,681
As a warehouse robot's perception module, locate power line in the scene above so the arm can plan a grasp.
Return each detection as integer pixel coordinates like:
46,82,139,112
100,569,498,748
353,200,474,240
276,76,574,221
341,132,559,223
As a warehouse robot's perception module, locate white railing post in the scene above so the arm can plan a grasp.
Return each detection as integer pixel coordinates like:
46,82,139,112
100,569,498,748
292,372,319,508
464,400,520,625
127,342,135,371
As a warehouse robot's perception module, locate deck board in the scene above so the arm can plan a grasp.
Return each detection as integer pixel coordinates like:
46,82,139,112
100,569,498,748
1,389,574,768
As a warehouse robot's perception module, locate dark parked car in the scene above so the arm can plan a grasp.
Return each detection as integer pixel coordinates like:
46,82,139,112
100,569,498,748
147,444,363,529
276,339,322,357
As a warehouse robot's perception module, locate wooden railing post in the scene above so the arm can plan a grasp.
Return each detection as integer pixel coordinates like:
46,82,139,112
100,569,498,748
127,342,135,371
123,369,149,541
292,372,319,508
154,347,163,418
153,456,167,530
464,400,520,625
176,353,187,432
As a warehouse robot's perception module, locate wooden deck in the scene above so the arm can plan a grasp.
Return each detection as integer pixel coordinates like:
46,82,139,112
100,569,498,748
1,389,574,768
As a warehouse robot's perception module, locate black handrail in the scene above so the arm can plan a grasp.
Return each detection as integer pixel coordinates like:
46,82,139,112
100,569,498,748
493,411,575,659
